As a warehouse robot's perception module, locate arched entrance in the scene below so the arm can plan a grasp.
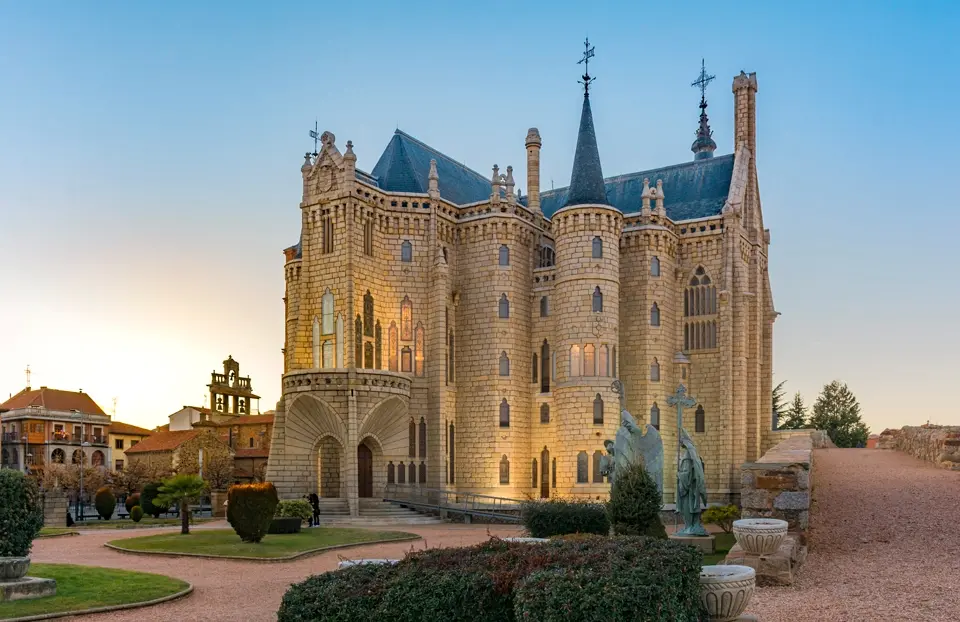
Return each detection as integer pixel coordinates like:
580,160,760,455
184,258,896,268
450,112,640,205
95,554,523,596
540,447,550,498
357,443,373,498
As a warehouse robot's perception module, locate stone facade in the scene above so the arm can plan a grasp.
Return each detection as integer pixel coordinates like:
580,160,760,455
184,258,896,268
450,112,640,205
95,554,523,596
267,70,781,513
881,425,960,470
41,489,68,528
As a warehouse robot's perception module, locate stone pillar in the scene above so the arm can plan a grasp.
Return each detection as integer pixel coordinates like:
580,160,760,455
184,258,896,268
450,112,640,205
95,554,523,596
346,387,359,517
525,128,542,214
42,489,68,527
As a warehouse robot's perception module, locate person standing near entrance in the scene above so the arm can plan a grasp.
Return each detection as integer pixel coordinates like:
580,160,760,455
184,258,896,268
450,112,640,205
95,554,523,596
309,492,320,526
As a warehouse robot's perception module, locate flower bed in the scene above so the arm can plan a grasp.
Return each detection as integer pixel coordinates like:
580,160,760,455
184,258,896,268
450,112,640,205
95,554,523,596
277,536,705,621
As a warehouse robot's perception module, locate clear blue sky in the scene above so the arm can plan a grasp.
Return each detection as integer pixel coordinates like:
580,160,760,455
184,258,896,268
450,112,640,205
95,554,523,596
1,1,957,432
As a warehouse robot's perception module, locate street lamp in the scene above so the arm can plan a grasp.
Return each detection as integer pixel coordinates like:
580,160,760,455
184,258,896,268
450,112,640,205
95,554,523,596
21,435,27,473
70,409,89,521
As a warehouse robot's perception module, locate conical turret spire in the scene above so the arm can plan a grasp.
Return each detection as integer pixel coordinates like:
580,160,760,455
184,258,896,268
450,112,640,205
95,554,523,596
564,39,609,208
691,59,717,160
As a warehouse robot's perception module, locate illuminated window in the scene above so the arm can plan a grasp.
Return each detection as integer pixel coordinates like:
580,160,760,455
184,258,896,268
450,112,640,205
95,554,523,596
401,346,412,373
570,345,581,377
414,323,424,376
401,296,413,341
584,344,596,376
389,322,399,371
321,289,334,334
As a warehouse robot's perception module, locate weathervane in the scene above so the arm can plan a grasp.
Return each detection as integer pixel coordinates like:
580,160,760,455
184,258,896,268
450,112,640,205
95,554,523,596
578,38,596,94
691,58,715,108
308,120,320,157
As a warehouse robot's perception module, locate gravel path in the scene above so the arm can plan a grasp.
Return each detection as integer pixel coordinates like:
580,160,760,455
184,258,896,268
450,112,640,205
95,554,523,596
750,448,960,621
28,521,523,621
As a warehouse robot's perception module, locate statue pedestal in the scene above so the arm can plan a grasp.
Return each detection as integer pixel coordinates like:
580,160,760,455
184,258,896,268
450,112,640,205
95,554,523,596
669,533,715,553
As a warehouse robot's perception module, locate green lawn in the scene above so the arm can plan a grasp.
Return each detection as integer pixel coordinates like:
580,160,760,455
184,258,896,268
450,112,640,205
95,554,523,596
108,527,419,559
703,531,736,565
0,563,188,620
73,517,217,529
37,527,78,537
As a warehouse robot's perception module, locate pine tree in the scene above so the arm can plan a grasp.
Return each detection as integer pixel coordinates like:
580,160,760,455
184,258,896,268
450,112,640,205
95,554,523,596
779,392,808,429
808,381,869,448
772,380,788,428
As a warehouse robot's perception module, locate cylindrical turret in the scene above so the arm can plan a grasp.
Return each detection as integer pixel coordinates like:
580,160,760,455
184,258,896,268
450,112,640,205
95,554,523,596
525,128,542,213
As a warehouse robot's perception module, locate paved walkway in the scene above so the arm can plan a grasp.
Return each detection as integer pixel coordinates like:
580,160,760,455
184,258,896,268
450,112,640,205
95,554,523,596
29,521,523,621
751,448,960,621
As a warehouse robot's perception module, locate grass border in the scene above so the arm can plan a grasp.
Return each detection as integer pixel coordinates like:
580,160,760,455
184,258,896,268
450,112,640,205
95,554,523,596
3,583,193,622
103,533,422,563
35,531,79,539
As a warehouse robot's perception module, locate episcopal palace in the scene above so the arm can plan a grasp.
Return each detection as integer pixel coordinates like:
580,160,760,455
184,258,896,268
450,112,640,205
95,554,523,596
266,68,785,515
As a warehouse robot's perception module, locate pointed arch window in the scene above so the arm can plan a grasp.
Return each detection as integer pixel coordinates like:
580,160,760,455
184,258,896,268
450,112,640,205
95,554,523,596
599,345,609,377
355,315,363,367
592,236,603,258
414,323,425,376
401,346,413,373
612,346,618,378
419,417,427,458
322,340,334,369
398,462,406,484
540,340,551,393
363,220,374,256
336,314,345,367
684,267,717,316
532,353,538,383
364,342,374,369
650,403,661,429
374,321,382,369
321,289,334,335
387,461,395,484
651,256,661,277
540,296,549,317
409,419,416,458
448,329,455,382
592,287,603,312
651,303,661,327
592,450,604,483
593,394,604,425
448,422,456,484
499,351,510,376
532,459,538,488
312,316,321,368
695,405,706,433
419,461,426,484
401,240,413,262
499,399,510,428
583,344,596,376
570,345,581,377
498,294,510,319
650,358,660,382
538,244,555,268
576,451,588,484
401,296,413,341
363,291,374,336
499,455,510,484
499,244,510,266
388,322,399,371
540,403,550,424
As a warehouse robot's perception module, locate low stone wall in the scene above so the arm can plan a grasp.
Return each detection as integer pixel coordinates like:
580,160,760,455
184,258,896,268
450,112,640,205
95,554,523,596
42,489,68,527
880,425,960,470
724,432,814,585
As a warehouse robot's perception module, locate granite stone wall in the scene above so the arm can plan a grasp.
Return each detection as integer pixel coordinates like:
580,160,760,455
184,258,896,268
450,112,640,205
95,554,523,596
739,433,813,535
881,425,960,471
42,489,68,527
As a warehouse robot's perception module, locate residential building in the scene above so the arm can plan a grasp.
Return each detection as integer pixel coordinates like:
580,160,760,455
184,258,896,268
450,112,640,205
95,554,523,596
108,421,152,471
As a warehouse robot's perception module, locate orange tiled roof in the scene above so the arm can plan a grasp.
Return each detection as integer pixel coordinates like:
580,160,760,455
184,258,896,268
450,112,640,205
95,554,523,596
125,429,200,454
217,414,274,426
0,387,107,416
109,421,153,436
234,448,269,458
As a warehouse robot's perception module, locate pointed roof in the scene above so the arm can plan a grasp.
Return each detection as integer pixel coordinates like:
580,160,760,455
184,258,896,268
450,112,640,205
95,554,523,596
691,100,717,160
370,130,492,205
563,94,611,208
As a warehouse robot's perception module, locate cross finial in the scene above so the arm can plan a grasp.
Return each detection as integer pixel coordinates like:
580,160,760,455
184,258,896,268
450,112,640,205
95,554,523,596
577,37,596,94
25,364,30,388
691,58,715,107
308,120,320,157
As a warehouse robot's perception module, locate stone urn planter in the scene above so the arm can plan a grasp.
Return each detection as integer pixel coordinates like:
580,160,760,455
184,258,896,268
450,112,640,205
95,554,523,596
699,565,755,622
0,558,30,581
733,518,788,555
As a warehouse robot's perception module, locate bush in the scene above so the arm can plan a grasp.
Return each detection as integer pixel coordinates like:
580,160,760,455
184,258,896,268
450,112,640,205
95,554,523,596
607,461,666,538
94,486,116,520
277,536,705,622
130,505,144,522
269,517,303,534
702,504,740,533
140,481,165,518
125,493,140,514
276,499,313,523
0,470,45,557
520,499,610,538
227,482,279,543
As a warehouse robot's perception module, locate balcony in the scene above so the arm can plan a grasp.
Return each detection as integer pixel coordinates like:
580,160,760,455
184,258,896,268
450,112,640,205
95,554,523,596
48,432,108,446
1,432,18,443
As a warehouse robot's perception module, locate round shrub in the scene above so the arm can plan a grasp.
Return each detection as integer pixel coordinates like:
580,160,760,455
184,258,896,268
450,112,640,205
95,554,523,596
140,481,164,518
278,563,394,622
227,482,279,543
94,486,116,520
124,493,140,514
608,461,667,538
275,499,312,523
130,505,144,522
702,504,740,533
0,470,45,557
521,499,610,538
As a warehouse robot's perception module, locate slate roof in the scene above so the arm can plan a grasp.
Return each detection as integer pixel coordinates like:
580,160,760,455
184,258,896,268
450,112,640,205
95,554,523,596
369,130,492,205
0,387,108,417
536,153,735,221
563,94,610,208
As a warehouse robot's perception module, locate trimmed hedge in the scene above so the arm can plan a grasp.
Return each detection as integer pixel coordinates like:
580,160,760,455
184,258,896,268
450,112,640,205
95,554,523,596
124,493,140,514
268,517,303,534
276,499,312,522
140,481,164,518
0,470,44,557
130,505,144,522
95,486,116,520
608,461,667,538
277,536,705,622
227,482,279,543
520,499,610,538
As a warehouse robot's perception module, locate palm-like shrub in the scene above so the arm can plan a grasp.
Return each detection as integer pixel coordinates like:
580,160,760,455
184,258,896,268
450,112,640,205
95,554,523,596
130,506,144,522
0,470,45,557
155,474,207,535
94,486,116,520
607,461,666,538
140,481,164,518
125,493,140,514
227,482,279,543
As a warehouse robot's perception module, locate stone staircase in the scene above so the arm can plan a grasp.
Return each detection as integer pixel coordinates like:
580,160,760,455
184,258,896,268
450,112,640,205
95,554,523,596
313,498,442,525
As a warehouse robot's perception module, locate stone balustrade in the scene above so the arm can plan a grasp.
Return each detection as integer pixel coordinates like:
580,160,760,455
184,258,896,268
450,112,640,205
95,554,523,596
879,425,960,471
